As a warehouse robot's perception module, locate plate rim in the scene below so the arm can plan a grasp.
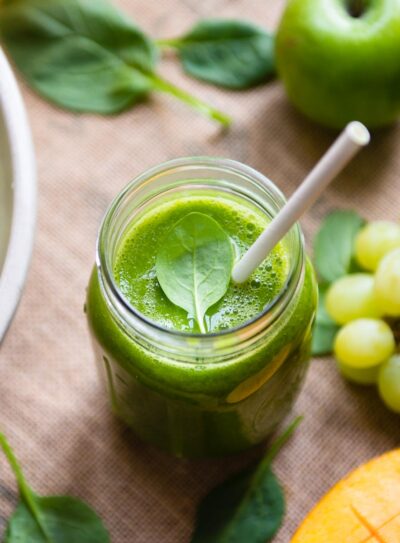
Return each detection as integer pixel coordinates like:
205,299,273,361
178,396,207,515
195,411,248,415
0,49,36,344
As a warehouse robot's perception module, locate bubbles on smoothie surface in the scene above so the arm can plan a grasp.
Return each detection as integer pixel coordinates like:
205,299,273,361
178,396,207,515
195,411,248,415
113,195,289,333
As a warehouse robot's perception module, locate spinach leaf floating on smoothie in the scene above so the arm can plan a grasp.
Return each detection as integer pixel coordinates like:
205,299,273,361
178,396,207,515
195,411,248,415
314,210,364,284
0,0,230,125
160,19,275,89
191,417,302,543
156,212,234,333
312,284,339,356
0,433,110,543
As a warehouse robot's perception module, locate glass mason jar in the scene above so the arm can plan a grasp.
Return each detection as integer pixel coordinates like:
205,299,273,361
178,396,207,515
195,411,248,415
86,157,317,458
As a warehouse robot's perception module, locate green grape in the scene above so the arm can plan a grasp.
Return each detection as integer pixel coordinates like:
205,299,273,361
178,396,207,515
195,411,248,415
374,248,400,316
337,360,381,385
355,221,400,271
325,274,381,325
334,318,395,368
378,355,400,413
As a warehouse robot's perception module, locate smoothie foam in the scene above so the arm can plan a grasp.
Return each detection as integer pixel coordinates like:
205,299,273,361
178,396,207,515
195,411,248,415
114,193,290,333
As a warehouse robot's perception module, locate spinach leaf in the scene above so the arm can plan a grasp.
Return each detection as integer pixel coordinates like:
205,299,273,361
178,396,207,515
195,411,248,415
312,210,364,355
156,212,234,333
0,0,156,114
0,0,230,124
312,284,339,356
314,210,364,284
160,19,275,89
0,433,110,543
191,417,302,543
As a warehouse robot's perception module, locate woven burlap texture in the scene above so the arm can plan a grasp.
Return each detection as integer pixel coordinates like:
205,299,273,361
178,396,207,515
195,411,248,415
1,0,400,540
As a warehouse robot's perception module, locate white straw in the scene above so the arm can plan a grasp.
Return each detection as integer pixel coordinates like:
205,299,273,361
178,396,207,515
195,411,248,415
232,121,370,283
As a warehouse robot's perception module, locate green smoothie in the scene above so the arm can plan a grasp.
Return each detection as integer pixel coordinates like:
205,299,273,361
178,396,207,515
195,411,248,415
87,189,317,457
114,195,289,333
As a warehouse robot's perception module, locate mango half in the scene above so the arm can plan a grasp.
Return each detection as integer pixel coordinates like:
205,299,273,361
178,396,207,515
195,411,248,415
292,449,400,542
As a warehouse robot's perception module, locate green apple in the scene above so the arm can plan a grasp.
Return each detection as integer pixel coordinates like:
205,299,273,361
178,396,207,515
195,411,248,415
276,0,400,129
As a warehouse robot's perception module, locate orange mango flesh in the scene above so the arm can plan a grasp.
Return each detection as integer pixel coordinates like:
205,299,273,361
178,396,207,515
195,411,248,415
291,449,400,543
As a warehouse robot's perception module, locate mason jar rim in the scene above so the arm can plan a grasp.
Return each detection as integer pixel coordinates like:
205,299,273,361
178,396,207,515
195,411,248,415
96,156,305,354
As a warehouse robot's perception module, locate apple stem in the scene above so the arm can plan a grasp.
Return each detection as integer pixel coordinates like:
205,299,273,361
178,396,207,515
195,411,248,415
347,0,368,18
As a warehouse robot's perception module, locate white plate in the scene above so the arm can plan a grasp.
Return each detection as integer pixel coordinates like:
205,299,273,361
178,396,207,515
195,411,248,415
0,49,36,344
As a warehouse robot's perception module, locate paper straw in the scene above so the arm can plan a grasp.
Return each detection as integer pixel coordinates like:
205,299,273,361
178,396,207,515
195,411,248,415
232,121,370,283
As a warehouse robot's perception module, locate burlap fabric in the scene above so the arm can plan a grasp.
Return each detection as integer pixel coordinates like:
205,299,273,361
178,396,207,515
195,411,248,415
1,0,400,540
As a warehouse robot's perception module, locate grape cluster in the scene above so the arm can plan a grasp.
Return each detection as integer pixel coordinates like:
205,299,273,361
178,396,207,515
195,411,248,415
325,221,400,413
